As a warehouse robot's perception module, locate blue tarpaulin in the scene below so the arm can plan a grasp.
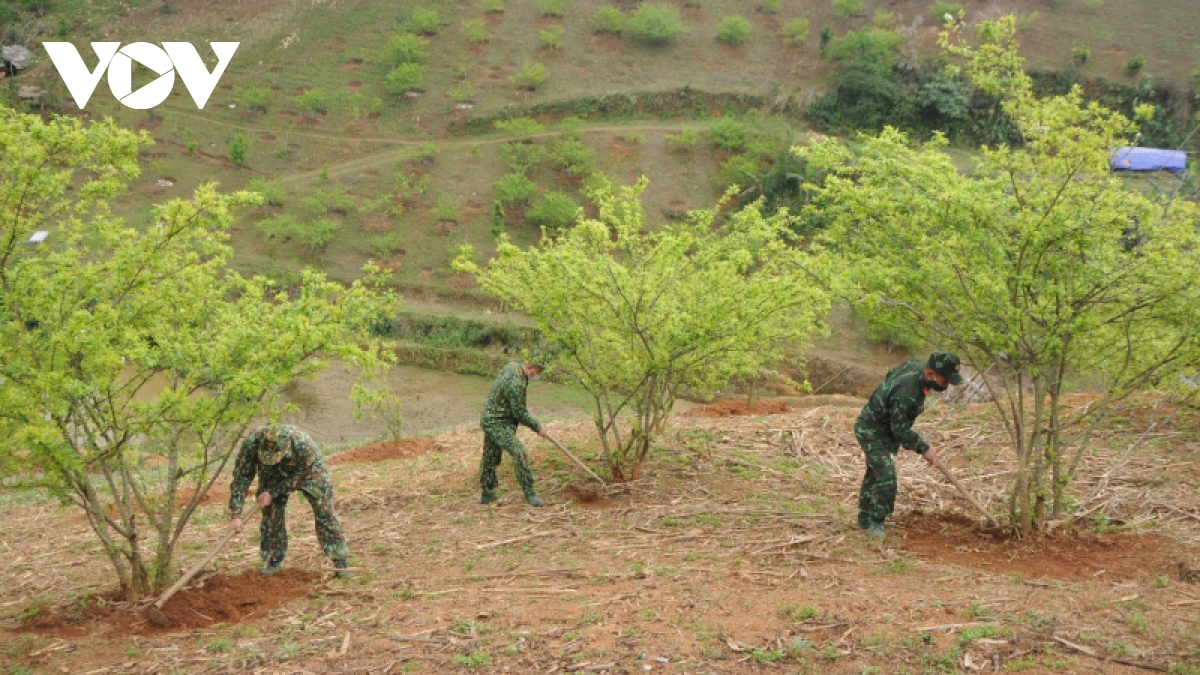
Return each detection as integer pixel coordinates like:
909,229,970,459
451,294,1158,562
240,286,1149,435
1110,147,1187,173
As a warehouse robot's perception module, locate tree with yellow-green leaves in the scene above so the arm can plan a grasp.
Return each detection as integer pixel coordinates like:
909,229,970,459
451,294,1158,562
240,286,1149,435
798,17,1200,535
457,177,832,481
0,107,394,601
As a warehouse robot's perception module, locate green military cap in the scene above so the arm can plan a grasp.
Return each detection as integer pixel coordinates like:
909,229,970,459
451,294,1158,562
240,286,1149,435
256,427,289,466
928,352,964,386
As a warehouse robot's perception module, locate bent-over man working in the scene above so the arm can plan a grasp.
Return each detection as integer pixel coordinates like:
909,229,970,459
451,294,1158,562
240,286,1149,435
228,424,352,577
855,352,962,540
480,361,549,507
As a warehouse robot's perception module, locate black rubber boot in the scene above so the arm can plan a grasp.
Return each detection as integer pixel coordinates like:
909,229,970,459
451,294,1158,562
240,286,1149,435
261,558,283,576
525,492,544,507
334,559,353,579
481,491,499,505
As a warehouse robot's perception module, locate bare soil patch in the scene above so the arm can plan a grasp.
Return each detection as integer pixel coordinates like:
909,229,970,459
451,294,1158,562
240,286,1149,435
589,34,622,53
341,58,363,73
326,437,442,465
346,80,363,92
897,511,1180,582
686,399,791,417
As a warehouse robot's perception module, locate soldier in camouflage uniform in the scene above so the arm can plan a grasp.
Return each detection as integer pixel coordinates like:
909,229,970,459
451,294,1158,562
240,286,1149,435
228,424,352,577
480,361,549,507
855,352,963,540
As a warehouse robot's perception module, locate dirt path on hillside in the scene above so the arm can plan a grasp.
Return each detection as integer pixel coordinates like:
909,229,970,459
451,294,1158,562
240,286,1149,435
153,105,717,187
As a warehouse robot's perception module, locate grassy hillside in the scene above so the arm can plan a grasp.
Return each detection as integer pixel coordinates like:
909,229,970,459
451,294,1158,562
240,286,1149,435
3,0,1198,299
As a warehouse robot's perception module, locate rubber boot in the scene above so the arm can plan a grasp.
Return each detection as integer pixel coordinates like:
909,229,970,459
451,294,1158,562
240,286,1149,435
261,558,284,576
334,559,353,579
525,491,544,507
481,490,499,505
867,522,886,540
857,512,871,530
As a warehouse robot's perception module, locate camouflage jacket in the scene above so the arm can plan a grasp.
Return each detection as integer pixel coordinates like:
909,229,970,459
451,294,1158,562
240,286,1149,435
856,358,930,454
481,362,541,432
228,425,325,516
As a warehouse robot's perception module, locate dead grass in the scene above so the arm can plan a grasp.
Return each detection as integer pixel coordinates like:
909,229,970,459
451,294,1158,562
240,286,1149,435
2,398,1198,674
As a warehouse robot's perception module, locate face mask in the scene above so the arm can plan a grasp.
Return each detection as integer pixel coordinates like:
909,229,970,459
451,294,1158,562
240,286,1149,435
529,373,541,381
925,378,948,392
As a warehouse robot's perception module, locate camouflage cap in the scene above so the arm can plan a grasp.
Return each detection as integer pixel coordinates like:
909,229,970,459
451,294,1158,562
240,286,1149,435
928,352,964,386
256,427,289,466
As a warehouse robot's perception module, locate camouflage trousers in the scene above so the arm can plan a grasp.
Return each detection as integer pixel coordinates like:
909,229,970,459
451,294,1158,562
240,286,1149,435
479,422,536,497
259,476,349,564
855,422,898,526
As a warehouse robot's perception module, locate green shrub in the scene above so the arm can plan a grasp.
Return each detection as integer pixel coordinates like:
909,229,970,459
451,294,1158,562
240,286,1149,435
255,214,296,241
779,18,810,46
625,3,686,45
872,10,896,28
387,63,426,94
295,219,341,254
930,1,962,20
526,191,579,233
592,6,625,34
229,132,248,166
383,33,427,65
494,117,544,137
717,16,751,44
832,0,862,19
665,127,701,151
537,0,565,18
509,62,548,89
493,172,537,205
501,142,548,173
1126,54,1146,75
708,117,751,150
247,177,285,206
432,194,461,222
550,139,595,175
449,81,475,101
463,19,490,44
295,89,328,115
540,25,564,49
1072,47,1090,65
481,0,503,11
761,0,784,13
299,188,356,220
452,651,491,670
818,26,833,51
408,7,441,35
717,153,761,188
239,87,271,112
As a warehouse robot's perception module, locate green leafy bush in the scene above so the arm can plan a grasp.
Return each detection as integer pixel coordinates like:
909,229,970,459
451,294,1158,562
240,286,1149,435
368,231,405,259
1072,47,1089,65
449,81,475,101
872,10,896,28
550,139,595,175
387,63,426,94
238,87,271,112
593,6,625,34
782,17,810,44
540,25,564,49
299,188,356,220
761,0,784,13
501,142,547,174
717,16,751,43
832,0,862,19
228,132,248,166
481,0,503,11
255,214,296,241
717,153,761,189
708,117,752,150
1126,54,1146,75
526,191,579,233
462,19,490,44
537,0,565,18
383,33,427,65
493,172,537,205
625,3,686,45
665,127,701,151
295,89,328,115
509,62,549,89
247,177,285,206
494,117,544,137
408,7,441,35
295,219,341,254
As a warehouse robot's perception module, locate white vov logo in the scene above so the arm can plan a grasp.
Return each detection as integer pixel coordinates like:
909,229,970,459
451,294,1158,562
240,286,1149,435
42,42,239,110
